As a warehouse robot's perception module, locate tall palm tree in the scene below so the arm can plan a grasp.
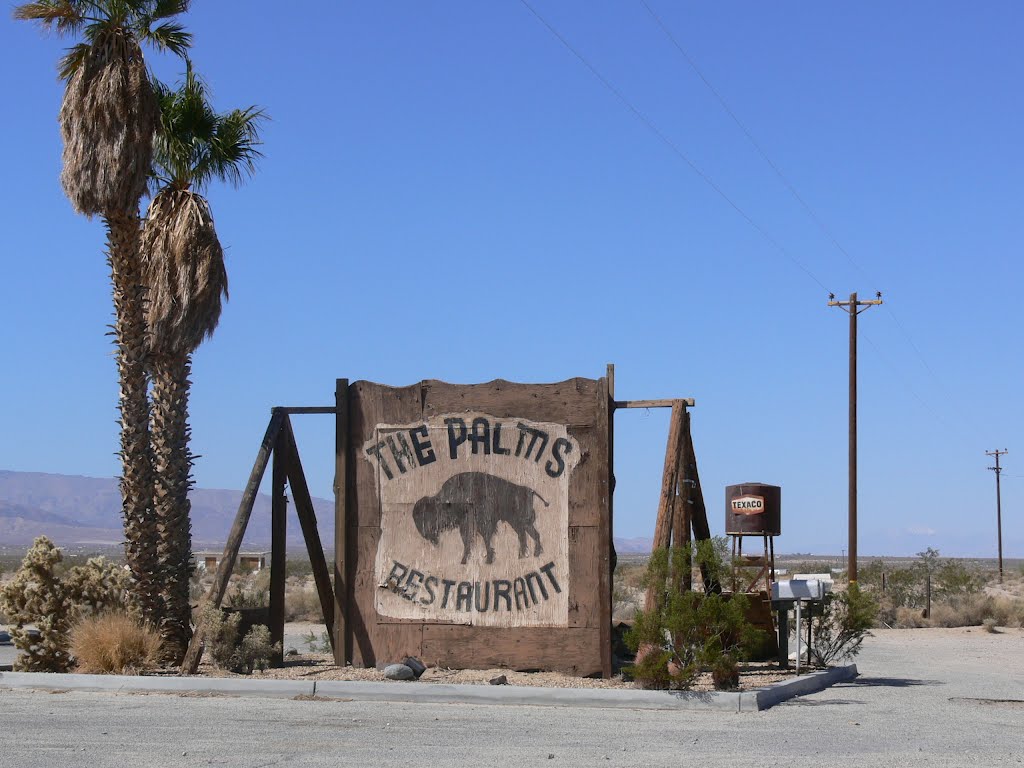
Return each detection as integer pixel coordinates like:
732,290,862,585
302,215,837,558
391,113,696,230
142,62,264,659
15,1,191,626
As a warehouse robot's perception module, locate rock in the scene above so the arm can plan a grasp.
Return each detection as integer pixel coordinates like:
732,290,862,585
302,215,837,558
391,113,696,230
402,656,427,678
488,674,508,686
383,663,414,681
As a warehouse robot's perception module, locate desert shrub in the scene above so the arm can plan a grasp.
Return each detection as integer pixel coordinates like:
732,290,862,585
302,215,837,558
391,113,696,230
285,582,323,622
64,557,130,617
934,560,985,600
0,537,74,671
226,585,268,609
982,617,999,634
199,604,242,669
808,584,877,666
625,541,761,690
302,629,332,654
236,625,280,674
70,612,162,674
199,605,280,674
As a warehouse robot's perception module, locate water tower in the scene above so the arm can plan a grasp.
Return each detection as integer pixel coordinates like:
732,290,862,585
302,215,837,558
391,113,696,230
725,482,781,594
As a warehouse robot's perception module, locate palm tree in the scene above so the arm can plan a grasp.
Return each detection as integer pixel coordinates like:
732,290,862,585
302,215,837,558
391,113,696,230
14,1,191,626
142,62,264,659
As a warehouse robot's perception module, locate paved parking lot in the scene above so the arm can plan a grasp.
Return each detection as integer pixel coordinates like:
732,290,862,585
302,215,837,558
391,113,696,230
0,627,1022,767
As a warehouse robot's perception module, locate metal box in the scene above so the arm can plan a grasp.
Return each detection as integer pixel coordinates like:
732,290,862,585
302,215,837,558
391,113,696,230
772,579,826,601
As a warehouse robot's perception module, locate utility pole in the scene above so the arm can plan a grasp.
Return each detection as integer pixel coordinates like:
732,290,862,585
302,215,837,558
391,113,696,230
986,449,1007,583
828,291,882,584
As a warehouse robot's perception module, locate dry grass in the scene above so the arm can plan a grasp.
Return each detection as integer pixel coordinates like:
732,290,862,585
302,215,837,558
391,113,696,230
70,612,163,674
888,594,1024,629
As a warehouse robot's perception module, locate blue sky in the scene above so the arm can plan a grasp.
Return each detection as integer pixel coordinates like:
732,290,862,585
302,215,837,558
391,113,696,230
2,2,1020,558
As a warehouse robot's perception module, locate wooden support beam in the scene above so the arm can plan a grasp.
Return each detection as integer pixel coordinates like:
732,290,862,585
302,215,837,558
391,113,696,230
613,398,694,410
672,410,693,592
333,379,351,666
180,409,287,675
277,406,337,415
681,416,719,594
644,401,687,612
269,425,288,667
281,417,335,653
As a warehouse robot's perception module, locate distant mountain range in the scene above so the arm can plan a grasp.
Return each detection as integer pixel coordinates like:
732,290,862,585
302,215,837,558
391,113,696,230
0,470,653,553
0,470,333,548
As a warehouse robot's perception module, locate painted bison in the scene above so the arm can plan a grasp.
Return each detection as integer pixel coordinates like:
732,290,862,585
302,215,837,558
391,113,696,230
412,471,548,564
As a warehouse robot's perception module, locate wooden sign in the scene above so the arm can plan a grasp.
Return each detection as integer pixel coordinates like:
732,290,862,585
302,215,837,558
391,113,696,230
365,413,581,627
335,377,612,676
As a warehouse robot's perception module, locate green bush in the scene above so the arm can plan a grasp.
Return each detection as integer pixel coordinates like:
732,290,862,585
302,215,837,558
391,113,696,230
808,584,877,666
625,541,761,690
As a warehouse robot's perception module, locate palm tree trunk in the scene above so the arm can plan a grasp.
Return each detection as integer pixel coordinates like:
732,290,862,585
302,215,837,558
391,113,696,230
106,211,160,625
150,353,194,661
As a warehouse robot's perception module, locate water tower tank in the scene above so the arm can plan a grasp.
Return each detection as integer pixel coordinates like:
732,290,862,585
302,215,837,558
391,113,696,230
725,482,781,536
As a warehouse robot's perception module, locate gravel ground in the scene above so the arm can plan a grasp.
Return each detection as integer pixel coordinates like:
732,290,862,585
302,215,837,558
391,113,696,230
1,626,1022,767
198,621,791,690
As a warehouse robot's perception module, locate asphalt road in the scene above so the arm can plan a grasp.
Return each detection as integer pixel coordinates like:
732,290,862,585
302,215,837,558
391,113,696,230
0,628,1021,768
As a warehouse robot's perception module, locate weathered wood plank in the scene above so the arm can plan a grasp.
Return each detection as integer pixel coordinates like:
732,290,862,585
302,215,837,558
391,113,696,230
180,409,286,674
421,378,601,425
421,626,602,676
281,418,334,654
567,525,599,628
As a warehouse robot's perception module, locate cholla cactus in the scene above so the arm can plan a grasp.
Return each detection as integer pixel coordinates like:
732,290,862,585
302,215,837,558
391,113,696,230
64,556,130,617
0,537,74,672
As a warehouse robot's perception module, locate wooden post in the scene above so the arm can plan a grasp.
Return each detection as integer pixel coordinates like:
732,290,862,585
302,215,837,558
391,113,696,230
180,409,287,675
333,379,350,666
269,425,288,666
644,401,687,612
281,418,335,652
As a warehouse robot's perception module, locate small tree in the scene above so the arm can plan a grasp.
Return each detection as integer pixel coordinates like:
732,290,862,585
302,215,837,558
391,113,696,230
625,540,762,690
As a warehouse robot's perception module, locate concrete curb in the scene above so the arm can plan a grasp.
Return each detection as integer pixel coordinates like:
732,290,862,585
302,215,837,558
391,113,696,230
746,664,859,710
0,664,857,712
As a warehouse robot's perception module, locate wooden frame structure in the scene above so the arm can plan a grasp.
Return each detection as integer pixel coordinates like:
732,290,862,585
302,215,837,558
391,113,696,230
182,365,699,677
181,408,336,674
642,401,717,613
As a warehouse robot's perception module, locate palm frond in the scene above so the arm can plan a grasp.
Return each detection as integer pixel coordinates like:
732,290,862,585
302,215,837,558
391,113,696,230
57,41,90,80
13,1,85,34
151,62,266,194
142,20,191,57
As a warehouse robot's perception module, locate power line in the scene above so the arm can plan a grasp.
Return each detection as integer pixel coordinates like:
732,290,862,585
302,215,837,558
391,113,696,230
517,0,830,293
639,0,872,285
639,1,947,393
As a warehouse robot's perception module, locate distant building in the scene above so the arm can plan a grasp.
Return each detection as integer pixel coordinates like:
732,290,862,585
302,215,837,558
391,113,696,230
193,551,269,572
